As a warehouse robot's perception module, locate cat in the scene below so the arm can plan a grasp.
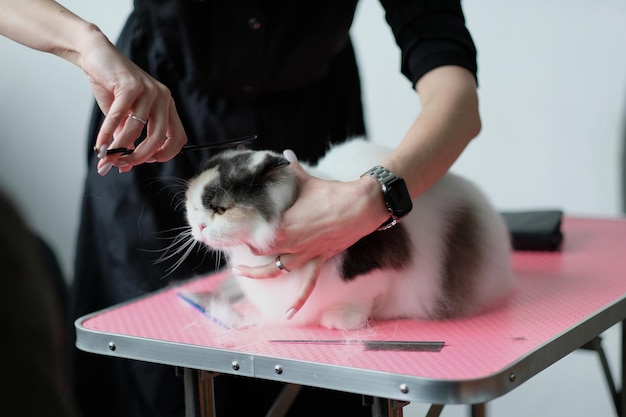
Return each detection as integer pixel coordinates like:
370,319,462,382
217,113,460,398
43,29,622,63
184,138,514,330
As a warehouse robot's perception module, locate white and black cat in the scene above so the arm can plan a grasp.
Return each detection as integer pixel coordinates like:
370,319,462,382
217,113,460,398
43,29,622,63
184,139,514,330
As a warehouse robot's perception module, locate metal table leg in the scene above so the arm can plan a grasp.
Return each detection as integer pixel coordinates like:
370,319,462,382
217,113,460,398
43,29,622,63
617,320,626,417
183,368,219,417
581,333,623,417
425,404,444,417
183,368,198,417
265,384,303,417
471,403,486,417
369,397,410,417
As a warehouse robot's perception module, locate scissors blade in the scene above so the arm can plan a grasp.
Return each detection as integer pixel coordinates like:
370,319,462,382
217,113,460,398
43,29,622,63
179,135,258,152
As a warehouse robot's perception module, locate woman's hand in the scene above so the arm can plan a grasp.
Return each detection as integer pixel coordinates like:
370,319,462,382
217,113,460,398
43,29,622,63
233,150,389,318
0,0,188,175
79,32,187,175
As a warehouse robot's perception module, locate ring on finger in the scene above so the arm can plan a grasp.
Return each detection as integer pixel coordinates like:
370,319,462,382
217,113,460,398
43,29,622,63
128,113,148,124
275,255,290,273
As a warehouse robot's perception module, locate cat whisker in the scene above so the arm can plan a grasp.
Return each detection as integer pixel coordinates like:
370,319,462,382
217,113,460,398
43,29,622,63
212,249,224,271
144,175,191,212
173,192,189,213
162,239,200,277
154,230,195,260
152,225,191,236
146,229,202,278
145,175,190,189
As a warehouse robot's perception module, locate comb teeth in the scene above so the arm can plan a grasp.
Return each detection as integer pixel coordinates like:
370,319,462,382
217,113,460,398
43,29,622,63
268,340,445,352
363,341,445,352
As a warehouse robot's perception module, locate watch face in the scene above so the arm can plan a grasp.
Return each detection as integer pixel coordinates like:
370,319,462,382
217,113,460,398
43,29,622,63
385,177,413,217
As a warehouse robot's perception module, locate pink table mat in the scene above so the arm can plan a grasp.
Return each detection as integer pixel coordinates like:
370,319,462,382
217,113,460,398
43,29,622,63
79,217,626,384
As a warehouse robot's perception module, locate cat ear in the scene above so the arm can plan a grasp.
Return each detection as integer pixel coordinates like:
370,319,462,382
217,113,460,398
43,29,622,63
276,156,291,167
258,154,291,181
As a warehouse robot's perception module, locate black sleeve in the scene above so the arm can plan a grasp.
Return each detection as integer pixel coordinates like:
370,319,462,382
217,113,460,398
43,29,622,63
379,0,478,85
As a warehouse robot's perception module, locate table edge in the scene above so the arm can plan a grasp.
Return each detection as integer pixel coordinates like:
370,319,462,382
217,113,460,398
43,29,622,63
75,293,626,404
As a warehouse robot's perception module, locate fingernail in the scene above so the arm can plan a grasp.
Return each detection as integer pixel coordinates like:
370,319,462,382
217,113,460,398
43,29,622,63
285,308,298,320
98,162,113,176
95,144,108,159
231,267,242,276
283,149,298,163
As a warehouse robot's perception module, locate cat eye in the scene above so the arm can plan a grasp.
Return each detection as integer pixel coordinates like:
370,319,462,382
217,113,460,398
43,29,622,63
106,134,258,156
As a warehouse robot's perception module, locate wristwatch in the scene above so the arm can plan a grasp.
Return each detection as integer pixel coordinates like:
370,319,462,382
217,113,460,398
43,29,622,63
362,165,413,231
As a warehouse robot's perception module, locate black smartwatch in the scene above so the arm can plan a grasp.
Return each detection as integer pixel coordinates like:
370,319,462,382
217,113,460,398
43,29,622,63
362,166,413,231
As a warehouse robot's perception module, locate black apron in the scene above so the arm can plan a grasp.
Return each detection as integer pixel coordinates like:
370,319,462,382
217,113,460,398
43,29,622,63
68,1,476,415
69,1,367,416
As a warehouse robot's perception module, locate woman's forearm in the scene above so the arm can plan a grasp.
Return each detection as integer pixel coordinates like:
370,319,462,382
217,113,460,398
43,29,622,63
0,0,109,67
382,65,481,197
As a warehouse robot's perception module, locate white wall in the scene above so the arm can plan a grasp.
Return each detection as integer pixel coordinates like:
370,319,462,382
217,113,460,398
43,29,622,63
0,0,131,277
1,1,625,416
354,0,626,216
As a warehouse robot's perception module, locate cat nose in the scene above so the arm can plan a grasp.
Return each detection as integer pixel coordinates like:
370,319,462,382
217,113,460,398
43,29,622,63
198,223,207,231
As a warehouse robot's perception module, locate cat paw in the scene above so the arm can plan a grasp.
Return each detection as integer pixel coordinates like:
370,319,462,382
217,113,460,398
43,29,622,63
320,307,369,330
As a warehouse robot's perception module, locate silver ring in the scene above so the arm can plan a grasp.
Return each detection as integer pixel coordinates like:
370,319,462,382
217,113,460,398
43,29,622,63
275,256,290,273
128,113,148,124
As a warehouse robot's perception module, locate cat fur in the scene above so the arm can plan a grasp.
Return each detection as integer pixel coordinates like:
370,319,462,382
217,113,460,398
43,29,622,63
184,139,514,330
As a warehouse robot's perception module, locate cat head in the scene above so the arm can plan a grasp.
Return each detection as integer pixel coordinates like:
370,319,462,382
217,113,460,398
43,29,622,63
185,149,297,252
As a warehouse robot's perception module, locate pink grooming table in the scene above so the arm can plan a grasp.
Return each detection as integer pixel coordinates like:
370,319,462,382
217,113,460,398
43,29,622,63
76,217,626,415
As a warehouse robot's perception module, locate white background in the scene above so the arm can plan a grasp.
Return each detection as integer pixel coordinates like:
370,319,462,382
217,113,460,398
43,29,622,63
1,1,625,415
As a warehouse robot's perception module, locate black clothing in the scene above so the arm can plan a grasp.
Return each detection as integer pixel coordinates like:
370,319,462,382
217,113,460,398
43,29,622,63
69,1,477,416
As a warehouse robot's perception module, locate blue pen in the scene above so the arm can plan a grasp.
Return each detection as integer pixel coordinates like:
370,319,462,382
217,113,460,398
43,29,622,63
177,292,232,330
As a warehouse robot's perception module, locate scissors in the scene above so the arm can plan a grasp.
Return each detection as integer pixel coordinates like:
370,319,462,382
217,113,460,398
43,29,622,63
105,134,258,156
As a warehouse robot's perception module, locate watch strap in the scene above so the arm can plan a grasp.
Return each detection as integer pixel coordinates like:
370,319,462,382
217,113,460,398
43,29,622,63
364,165,397,188
362,165,406,231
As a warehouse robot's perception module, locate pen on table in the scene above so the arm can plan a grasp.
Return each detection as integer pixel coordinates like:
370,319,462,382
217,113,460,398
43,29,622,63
176,292,232,330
